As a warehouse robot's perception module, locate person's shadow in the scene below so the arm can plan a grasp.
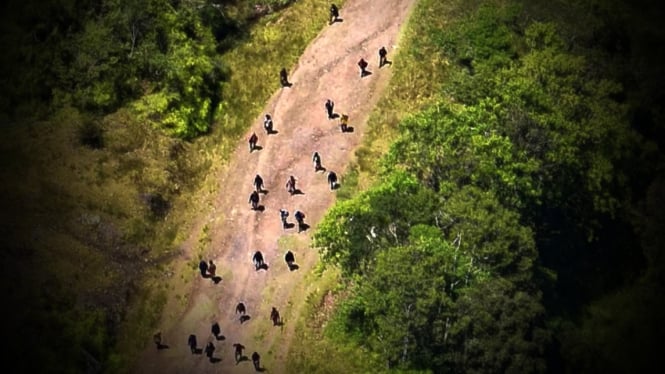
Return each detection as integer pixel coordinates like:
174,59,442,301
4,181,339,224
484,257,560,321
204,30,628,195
380,59,393,68
267,129,279,135
298,223,310,233
332,18,344,24
240,315,251,324
193,348,203,355
292,189,304,195
210,357,222,363
331,113,341,119
341,126,354,133
257,263,269,271
256,205,265,212
215,334,226,341
251,145,263,152
284,222,295,230
361,70,373,77
332,182,341,190
287,263,299,271
156,343,169,350
211,276,222,284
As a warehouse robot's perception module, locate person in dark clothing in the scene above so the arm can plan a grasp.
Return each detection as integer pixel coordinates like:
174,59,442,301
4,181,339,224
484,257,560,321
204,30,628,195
280,209,289,229
252,351,261,370
211,322,221,339
280,68,290,87
208,260,216,277
294,210,306,232
285,175,296,195
248,190,260,210
263,114,273,134
205,341,215,359
270,307,281,326
233,343,245,363
325,99,334,119
236,302,246,315
358,58,368,77
253,174,264,193
284,250,295,266
329,4,339,24
253,251,264,270
248,132,258,152
327,171,338,190
199,260,208,277
379,46,388,67
153,332,163,349
312,152,322,172
188,334,197,354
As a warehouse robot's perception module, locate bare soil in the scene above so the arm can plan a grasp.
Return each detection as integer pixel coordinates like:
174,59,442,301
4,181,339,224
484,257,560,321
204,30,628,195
135,0,416,372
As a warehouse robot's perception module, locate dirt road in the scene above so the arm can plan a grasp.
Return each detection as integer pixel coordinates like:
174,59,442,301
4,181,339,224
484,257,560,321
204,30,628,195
136,0,416,372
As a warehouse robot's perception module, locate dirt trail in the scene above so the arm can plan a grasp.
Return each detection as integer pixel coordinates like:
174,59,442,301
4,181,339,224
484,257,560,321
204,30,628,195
136,0,416,372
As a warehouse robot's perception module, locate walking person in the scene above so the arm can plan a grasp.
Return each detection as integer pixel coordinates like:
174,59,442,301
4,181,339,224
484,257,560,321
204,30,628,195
358,58,368,77
329,4,339,24
208,260,217,277
233,343,245,363
248,132,258,152
340,114,349,132
253,174,264,193
248,190,260,210
285,175,297,195
280,209,289,229
327,171,338,190
199,260,208,277
252,352,261,370
236,302,246,315
205,341,215,360
294,210,306,233
312,151,322,172
325,99,334,119
285,250,295,270
211,322,221,339
188,334,198,354
379,46,388,67
280,68,290,87
270,307,281,326
263,114,273,134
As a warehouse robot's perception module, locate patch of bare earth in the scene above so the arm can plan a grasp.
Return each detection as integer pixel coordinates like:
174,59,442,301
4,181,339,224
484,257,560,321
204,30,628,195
135,0,416,373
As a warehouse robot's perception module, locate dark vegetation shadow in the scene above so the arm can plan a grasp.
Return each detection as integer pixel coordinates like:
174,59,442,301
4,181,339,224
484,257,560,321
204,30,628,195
240,315,251,324
211,276,222,284
288,263,299,271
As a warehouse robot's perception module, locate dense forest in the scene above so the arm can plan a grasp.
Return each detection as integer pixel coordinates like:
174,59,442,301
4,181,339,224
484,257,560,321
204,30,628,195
1,0,664,373
313,0,665,373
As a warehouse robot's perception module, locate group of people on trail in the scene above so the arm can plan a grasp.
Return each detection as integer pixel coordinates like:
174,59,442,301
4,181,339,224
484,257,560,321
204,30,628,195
158,4,394,370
